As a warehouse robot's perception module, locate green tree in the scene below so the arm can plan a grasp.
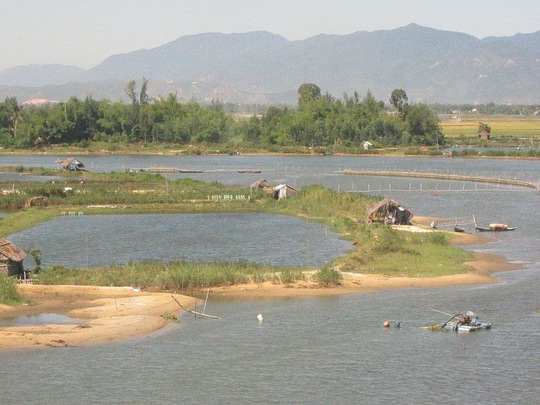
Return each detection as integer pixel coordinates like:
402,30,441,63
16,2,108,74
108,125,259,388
405,104,444,146
389,89,409,117
297,83,321,108
4,97,23,138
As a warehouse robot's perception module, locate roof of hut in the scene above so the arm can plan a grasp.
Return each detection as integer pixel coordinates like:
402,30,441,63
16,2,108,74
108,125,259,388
367,198,412,217
367,198,400,216
62,157,85,169
273,184,298,192
0,238,26,262
250,179,271,189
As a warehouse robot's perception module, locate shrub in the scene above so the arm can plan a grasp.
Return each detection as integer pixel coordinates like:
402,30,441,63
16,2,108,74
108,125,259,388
0,273,23,305
315,266,343,287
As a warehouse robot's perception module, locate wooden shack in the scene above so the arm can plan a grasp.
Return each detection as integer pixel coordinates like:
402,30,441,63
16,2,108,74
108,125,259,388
0,238,26,277
367,198,413,225
271,184,298,200
62,157,85,171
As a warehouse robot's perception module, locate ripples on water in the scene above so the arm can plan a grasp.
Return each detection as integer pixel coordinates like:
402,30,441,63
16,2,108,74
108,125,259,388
9,213,351,269
1,155,539,404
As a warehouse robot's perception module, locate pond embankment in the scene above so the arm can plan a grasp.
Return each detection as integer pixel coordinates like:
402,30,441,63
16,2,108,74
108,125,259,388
341,169,538,189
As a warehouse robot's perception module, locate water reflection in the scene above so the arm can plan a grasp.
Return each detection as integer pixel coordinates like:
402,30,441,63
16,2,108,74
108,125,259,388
0,313,87,327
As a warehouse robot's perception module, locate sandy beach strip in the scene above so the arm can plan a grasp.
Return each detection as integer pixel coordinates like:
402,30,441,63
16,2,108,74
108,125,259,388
0,285,199,350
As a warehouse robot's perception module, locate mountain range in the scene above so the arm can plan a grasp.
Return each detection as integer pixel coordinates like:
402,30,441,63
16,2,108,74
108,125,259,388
1,24,539,105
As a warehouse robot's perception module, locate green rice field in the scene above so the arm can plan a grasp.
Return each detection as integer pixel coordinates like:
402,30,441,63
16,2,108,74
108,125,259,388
440,114,540,145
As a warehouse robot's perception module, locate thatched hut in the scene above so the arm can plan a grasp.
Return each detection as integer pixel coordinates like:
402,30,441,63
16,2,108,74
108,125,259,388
62,157,85,171
0,238,26,277
367,198,413,225
250,179,271,190
24,196,49,208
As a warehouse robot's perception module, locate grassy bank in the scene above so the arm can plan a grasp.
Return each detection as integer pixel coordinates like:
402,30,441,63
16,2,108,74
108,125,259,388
0,208,60,237
0,172,474,298
36,260,315,290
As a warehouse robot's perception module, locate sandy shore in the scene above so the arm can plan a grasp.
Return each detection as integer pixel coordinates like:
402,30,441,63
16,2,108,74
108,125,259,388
0,228,520,350
210,250,519,299
0,285,199,350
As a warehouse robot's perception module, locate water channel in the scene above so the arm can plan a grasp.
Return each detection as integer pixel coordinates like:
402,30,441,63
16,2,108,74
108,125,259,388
0,155,538,404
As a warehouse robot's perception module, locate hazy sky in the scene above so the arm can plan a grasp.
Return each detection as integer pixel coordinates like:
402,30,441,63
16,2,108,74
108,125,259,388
1,0,539,71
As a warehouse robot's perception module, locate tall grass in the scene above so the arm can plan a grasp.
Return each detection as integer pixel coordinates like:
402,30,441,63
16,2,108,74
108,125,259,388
35,260,314,290
0,274,24,305
315,266,343,286
274,185,376,225
336,225,472,277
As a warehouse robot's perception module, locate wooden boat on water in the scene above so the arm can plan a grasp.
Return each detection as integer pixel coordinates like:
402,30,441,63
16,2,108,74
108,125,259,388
428,310,491,332
125,167,204,173
177,169,204,173
237,169,262,173
475,223,516,232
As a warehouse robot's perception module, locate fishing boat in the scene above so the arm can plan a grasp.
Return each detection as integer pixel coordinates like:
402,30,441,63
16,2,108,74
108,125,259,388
443,319,492,332
428,309,491,332
475,223,516,232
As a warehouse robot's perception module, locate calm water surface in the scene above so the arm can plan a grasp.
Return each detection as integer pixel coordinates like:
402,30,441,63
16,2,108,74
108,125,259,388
1,155,539,404
8,213,351,269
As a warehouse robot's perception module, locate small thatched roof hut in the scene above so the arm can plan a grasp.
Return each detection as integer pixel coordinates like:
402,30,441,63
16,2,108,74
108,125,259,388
62,157,85,171
367,198,413,225
0,238,26,277
250,179,271,190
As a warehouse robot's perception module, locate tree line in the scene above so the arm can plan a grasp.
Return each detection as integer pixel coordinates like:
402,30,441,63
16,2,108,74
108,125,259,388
0,81,444,149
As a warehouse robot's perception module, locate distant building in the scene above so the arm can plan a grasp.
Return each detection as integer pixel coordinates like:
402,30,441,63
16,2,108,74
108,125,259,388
250,179,271,190
367,198,413,225
22,98,58,106
271,184,298,200
0,238,26,277
61,157,85,171
479,130,491,140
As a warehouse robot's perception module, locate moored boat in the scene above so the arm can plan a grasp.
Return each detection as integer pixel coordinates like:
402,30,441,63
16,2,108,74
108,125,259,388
475,223,516,232
237,169,262,173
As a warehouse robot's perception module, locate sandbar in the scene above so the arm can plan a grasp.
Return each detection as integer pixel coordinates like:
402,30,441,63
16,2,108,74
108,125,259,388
0,285,199,350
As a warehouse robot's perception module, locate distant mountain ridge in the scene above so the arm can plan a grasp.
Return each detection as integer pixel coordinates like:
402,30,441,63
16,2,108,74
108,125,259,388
1,24,539,104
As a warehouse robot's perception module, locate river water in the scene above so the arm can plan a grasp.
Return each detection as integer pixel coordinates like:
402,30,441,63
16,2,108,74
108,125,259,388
1,155,539,404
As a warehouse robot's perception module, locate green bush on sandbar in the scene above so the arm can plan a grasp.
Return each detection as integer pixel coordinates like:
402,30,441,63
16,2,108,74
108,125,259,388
0,274,24,305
